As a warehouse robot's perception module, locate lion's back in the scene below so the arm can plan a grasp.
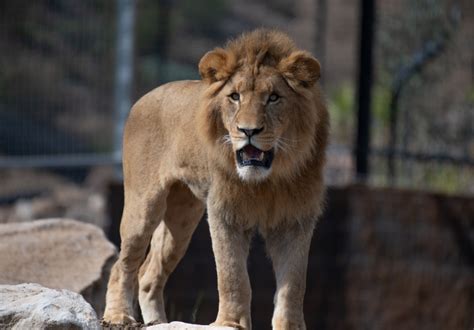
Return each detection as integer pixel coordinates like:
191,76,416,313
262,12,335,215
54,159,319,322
122,80,206,185
127,80,202,125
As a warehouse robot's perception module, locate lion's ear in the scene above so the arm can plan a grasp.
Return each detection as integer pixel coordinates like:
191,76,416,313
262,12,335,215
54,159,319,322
278,51,321,88
199,48,236,83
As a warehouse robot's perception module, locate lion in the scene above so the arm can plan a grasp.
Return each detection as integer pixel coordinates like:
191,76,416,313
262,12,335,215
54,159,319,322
103,29,329,330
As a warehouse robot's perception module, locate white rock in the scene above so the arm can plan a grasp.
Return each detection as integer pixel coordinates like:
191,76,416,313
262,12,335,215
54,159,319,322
147,322,236,330
0,283,100,329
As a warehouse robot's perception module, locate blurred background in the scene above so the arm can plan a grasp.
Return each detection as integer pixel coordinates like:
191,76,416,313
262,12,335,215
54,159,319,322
0,0,472,329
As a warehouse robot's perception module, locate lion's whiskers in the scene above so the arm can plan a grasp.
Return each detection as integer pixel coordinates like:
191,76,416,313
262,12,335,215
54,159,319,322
220,134,233,145
278,136,299,143
274,137,297,154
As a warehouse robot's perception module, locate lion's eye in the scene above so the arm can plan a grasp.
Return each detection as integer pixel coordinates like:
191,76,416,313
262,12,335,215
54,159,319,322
268,93,280,103
229,92,240,101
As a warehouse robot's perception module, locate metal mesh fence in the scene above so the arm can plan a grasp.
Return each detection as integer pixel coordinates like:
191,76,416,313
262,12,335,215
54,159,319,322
0,2,472,328
370,0,474,193
0,0,117,167
0,0,472,194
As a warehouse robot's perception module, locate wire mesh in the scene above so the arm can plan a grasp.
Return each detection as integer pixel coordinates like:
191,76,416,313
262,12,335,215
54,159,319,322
0,0,117,165
0,0,472,194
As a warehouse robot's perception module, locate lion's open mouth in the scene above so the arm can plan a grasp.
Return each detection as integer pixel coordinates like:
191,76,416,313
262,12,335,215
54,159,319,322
236,145,274,168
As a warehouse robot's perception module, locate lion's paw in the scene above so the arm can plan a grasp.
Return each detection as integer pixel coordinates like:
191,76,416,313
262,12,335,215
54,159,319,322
272,317,306,330
101,313,142,329
211,320,245,329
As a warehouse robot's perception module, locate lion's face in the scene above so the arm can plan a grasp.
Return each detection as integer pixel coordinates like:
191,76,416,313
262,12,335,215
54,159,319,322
218,68,295,181
198,31,323,182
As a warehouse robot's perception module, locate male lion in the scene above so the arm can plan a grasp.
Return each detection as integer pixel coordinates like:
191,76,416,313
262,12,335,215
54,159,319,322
103,29,329,330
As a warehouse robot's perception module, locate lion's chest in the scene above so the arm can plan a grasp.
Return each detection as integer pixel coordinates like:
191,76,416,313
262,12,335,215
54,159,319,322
207,180,318,229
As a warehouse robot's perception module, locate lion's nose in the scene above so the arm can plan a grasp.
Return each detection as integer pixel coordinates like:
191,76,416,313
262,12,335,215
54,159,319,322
237,126,264,137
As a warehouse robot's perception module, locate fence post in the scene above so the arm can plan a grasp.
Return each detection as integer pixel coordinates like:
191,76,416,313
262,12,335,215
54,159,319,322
113,0,135,178
354,0,375,182
315,0,327,86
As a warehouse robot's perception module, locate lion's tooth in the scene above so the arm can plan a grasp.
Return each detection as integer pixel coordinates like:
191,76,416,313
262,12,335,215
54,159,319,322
259,152,264,161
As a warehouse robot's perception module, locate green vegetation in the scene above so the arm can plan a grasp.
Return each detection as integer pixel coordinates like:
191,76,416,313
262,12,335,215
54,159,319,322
328,83,354,144
328,83,391,145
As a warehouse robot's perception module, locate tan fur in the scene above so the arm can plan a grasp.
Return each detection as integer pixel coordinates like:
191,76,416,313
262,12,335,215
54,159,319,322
103,29,329,330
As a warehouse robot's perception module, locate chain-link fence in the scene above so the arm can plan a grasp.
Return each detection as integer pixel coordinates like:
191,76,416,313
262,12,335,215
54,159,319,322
370,0,474,193
0,0,118,170
0,2,473,329
0,0,472,194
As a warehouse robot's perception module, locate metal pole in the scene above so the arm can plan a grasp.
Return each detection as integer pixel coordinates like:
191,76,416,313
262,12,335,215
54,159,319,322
315,0,327,86
156,0,172,84
354,0,375,181
114,0,135,178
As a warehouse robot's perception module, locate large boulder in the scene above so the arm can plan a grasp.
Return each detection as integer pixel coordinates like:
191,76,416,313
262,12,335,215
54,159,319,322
0,283,100,329
0,218,117,315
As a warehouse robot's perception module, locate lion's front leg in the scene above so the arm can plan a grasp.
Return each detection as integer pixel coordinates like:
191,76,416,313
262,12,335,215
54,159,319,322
264,219,315,330
208,208,252,330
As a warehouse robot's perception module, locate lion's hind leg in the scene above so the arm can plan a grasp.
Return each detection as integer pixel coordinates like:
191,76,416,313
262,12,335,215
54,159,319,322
138,182,205,325
103,185,170,326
